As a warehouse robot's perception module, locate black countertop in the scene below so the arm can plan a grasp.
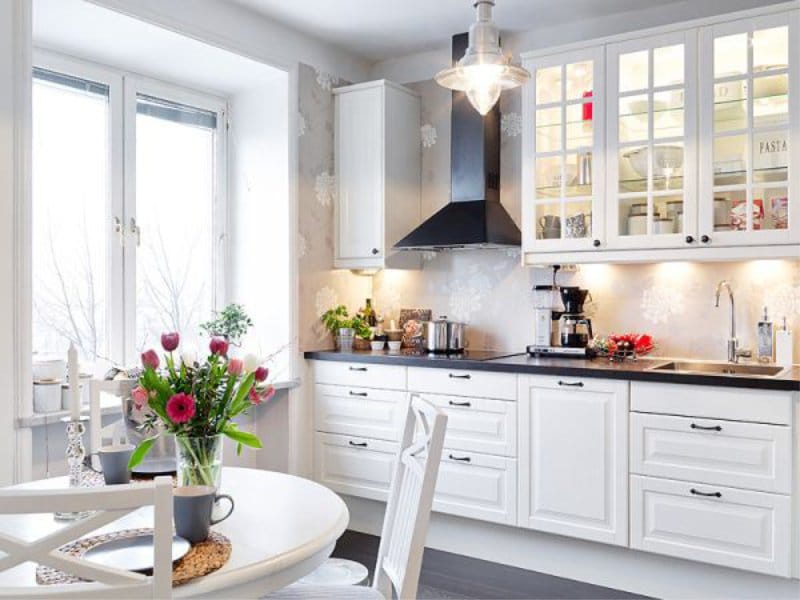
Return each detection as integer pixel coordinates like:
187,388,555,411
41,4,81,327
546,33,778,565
304,350,800,392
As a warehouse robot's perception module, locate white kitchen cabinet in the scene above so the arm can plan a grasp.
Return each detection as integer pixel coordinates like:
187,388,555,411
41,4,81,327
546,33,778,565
521,46,606,253
518,376,629,546
334,80,421,270
631,474,792,577
698,11,800,247
407,367,517,401
314,432,398,502
313,360,407,391
630,412,792,494
606,30,698,250
314,384,407,442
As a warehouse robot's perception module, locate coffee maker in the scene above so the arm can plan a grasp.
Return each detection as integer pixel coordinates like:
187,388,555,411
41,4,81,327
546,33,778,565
528,282,595,358
558,287,593,348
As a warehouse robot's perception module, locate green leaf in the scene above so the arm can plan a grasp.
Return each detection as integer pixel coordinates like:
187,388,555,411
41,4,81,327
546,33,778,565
128,436,158,469
236,442,243,456
229,372,255,416
222,423,262,449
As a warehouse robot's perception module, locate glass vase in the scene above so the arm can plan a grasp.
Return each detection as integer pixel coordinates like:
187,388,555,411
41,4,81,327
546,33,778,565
176,434,223,489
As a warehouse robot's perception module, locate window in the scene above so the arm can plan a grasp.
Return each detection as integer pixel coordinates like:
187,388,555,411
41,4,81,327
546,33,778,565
32,57,226,371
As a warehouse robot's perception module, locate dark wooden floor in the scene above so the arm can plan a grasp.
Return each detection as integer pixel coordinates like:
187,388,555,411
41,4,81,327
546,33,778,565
332,530,651,600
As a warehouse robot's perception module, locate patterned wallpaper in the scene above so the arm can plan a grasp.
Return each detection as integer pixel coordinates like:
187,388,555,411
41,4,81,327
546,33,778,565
297,70,799,362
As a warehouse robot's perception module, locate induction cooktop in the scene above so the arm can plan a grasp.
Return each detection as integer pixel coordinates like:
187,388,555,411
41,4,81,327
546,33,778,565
399,349,523,361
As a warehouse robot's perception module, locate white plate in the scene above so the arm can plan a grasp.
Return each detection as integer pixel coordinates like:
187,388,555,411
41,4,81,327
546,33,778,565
84,533,190,573
297,558,368,586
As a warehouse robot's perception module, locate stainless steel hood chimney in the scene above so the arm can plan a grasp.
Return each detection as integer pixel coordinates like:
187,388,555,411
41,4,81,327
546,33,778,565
394,33,521,251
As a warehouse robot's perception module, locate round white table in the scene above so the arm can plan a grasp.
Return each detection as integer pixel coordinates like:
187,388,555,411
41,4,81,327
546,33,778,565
0,467,349,598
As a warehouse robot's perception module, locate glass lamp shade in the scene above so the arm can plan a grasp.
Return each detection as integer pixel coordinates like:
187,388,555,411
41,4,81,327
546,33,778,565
436,62,530,115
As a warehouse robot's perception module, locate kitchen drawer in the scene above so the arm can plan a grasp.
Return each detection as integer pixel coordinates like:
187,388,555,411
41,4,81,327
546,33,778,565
313,360,406,390
630,475,791,577
314,384,407,442
631,413,792,494
425,393,516,456
631,381,792,425
433,450,517,525
314,433,398,502
408,367,516,400
525,374,628,395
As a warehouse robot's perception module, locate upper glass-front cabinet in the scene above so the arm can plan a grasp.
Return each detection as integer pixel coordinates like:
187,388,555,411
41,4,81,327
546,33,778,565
522,48,605,252
607,31,697,249
698,12,799,246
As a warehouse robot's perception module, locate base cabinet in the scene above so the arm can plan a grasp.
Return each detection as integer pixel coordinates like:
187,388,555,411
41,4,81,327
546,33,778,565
631,475,792,577
518,376,629,546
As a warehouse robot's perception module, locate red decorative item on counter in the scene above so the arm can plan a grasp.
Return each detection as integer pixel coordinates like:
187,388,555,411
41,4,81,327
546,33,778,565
597,333,655,358
582,90,593,121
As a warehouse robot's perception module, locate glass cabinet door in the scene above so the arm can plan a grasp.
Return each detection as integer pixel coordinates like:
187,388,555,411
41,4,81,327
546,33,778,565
699,12,799,246
523,47,604,253
607,31,697,249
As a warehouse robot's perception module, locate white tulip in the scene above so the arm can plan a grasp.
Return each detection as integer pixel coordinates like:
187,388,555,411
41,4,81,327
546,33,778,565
180,347,198,366
243,353,260,372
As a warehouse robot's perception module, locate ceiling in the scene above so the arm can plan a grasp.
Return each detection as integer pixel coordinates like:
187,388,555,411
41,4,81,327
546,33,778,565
223,0,687,61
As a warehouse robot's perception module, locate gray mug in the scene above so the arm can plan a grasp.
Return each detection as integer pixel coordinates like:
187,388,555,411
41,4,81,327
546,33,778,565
98,444,135,485
173,486,234,543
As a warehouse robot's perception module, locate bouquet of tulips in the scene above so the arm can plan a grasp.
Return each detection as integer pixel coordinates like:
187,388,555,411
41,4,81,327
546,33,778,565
128,332,275,471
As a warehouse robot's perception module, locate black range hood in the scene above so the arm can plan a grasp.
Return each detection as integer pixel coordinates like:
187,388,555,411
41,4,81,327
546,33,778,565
394,33,521,251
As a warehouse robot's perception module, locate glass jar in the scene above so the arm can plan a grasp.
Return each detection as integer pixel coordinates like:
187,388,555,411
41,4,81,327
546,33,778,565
176,434,223,489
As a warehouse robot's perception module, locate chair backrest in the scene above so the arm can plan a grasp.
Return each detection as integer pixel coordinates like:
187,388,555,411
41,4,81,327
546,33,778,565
373,394,447,600
0,476,173,599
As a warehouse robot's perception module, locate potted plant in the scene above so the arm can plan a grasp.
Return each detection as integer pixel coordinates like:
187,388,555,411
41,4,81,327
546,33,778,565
200,303,253,346
351,315,373,350
128,332,274,489
321,305,374,351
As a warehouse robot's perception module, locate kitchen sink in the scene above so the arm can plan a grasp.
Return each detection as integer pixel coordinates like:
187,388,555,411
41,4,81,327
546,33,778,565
649,361,786,378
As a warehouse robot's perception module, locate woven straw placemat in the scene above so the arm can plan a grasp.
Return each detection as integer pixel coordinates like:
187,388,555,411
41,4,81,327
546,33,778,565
36,528,231,587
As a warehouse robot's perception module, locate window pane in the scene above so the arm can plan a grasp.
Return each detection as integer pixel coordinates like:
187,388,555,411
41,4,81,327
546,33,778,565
32,73,109,368
135,94,216,353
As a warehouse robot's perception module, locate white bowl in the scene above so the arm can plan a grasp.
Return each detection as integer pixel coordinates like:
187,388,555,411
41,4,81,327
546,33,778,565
370,341,385,351
387,341,402,351
625,145,683,179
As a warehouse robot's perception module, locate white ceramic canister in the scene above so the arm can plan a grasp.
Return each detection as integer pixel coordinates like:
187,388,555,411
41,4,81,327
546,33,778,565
34,381,62,414
627,214,647,236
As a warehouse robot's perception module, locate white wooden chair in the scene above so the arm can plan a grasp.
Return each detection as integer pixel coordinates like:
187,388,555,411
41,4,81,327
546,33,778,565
0,476,173,599
269,393,448,600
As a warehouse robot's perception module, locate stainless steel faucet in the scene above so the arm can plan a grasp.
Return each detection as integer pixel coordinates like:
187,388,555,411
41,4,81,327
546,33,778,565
714,280,750,363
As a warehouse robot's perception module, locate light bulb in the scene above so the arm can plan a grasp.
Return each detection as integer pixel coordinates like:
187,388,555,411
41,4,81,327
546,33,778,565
462,64,505,115
466,83,502,115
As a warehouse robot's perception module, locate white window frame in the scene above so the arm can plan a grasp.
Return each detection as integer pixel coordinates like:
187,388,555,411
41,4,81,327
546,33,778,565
32,49,228,366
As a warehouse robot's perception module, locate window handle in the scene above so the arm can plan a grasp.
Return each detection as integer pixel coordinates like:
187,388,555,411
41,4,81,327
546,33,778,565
113,217,124,247
129,218,141,247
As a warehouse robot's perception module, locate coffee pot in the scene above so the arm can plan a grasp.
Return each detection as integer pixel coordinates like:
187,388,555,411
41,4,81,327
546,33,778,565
558,287,593,348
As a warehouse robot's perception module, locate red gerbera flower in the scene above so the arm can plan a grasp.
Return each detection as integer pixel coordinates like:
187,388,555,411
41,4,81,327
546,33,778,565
166,393,196,424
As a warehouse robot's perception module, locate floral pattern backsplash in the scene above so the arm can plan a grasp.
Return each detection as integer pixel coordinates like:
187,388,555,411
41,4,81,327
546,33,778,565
297,71,799,361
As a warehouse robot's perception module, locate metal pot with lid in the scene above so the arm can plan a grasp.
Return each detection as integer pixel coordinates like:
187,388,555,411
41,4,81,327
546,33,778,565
424,316,466,353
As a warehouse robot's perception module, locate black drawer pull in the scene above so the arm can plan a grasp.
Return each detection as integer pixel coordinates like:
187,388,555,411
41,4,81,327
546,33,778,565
349,366,368,372
348,441,368,448
690,488,722,498
448,400,471,407
449,373,471,379
558,380,584,387
690,423,722,432
349,391,368,397
448,454,471,462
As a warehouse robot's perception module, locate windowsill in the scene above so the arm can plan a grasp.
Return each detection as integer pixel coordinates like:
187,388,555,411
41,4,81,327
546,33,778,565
17,378,301,428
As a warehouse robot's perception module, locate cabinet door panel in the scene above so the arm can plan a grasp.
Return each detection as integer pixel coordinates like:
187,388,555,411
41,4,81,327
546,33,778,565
336,86,383,261
630,475,791,576
519,376,629,545
425,393,517,456
314,384,407,442
314,433,398,502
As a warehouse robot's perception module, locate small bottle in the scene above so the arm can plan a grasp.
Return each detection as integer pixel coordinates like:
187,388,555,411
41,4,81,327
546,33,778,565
757,306,774,363
361,298,377,327
775,317,794,367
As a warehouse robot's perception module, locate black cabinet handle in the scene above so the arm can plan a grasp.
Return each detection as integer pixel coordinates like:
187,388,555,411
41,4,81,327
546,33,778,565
371,248,379,255
349,366,367,372
448,400,471,407
690,488,722,498
449,373,471,379
349,391,368,397
701,234,711,244
449,454,471,462
558,380,584,387
593,239,601,248
348,441,368,448
685,235,694,244
691,423,722,432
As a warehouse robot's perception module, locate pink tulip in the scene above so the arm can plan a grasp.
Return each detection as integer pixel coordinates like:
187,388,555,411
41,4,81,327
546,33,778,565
254,366,269,382
260,385,276,403
131,386,149,409
141,349,160,370
209,337,229,357
161,332,180,352
228,358,244,376
166,393,196,424
248,388,260,405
